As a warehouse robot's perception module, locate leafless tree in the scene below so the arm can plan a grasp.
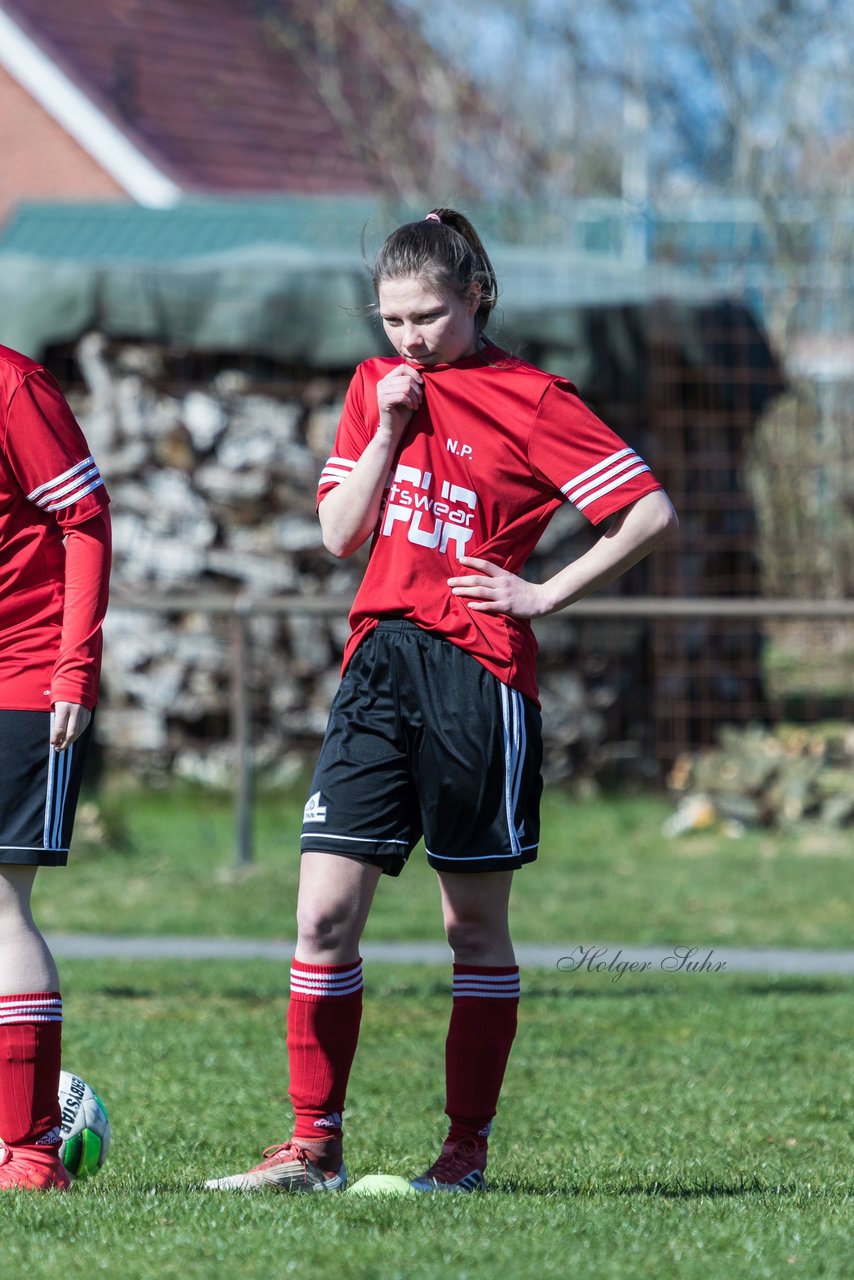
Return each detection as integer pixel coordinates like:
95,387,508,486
265,0,852,606
259,0,545,205
394,0,852,337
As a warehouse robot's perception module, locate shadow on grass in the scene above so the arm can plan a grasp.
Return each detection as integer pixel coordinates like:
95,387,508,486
96,986,159,999
521,978,852,1002
518,984,697,1003
90,983,288,1005
495,1175,797,1198
734,980,852,998
616,1177,797,1199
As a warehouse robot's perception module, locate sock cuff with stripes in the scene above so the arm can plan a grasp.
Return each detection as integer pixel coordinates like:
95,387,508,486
289,960,363,1003
0,993,63,1024
0,994,63,1147
451,966,520,999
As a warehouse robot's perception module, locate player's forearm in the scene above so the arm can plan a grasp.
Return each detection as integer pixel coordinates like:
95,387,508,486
540,490,678,615
51,511,112,707
319,428,400,558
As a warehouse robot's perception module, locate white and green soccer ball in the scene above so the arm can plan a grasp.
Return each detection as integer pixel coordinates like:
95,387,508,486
58,1071,111,1179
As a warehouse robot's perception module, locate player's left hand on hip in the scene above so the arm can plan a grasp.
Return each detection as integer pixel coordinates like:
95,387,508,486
51,702,91,751
448,556,544,618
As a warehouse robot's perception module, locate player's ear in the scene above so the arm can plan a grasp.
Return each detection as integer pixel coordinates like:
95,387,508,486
464,282,481,315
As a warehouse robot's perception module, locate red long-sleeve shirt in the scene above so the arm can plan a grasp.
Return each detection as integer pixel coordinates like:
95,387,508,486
0,346,111,711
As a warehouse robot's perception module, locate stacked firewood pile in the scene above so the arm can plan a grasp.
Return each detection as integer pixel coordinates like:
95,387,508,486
70,335,638,784
665,723,854,834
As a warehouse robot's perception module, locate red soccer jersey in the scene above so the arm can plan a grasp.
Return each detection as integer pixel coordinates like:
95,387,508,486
318,344,662,704
0,346,111,711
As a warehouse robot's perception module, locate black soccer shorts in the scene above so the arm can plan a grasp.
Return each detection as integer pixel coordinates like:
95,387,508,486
300,620,543,875
0,710,94,866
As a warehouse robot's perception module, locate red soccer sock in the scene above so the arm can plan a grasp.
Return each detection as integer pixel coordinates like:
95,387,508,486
444,965,520,1146
0,993,63,1148
287,959,363,1159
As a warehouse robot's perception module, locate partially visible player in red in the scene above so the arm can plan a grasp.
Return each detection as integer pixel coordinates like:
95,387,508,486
207,209,677,1195
0,346,111,1191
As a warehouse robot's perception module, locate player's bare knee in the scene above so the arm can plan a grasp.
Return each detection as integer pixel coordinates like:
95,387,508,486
444,917,502,962
295,910,341,953
295,901,355,955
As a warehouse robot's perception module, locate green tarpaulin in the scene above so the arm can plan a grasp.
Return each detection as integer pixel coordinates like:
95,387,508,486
0,241,723,377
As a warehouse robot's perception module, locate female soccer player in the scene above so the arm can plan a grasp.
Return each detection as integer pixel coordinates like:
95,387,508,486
0,346,111,1191
208,208,677,1194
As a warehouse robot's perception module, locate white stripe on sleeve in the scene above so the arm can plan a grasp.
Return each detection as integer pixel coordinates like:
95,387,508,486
27,456,97,501
318,456,357,490
561,448,650,511
29,458,106,512
573,463,651,511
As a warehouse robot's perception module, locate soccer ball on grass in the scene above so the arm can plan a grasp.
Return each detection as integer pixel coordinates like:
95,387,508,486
58,1070,111,1179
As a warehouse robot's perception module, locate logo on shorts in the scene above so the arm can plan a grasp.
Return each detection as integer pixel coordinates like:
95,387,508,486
303,791,327,824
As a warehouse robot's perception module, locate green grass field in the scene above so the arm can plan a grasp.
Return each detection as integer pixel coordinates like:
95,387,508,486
33,781,852,949
4,783,850,1278
1,961,851,1280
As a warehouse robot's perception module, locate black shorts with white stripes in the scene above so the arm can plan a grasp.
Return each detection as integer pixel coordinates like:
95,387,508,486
300,620,543,876
0,710,93,866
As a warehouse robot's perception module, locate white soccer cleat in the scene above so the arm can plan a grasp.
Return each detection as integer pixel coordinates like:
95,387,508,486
205,1141,346,1193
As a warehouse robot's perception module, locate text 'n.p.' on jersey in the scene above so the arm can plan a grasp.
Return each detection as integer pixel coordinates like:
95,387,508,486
0,346,110,711
317,344,662,705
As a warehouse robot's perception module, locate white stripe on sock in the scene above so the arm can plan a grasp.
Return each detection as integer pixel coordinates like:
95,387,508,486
0,996,63,1024
453,973,520,999
290,963,363,998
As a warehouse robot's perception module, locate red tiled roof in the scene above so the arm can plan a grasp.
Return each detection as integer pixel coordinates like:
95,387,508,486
2,0,387,194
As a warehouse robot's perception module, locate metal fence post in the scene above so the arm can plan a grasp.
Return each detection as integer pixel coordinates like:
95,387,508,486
231,597,253,868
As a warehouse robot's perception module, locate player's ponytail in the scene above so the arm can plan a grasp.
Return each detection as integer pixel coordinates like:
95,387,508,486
372,208,498,332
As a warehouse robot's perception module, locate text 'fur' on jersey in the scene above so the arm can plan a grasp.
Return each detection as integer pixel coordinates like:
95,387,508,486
381,464,478,558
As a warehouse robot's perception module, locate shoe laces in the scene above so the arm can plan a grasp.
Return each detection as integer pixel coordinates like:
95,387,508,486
261,1141,342,1178
261,1142,310,1166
